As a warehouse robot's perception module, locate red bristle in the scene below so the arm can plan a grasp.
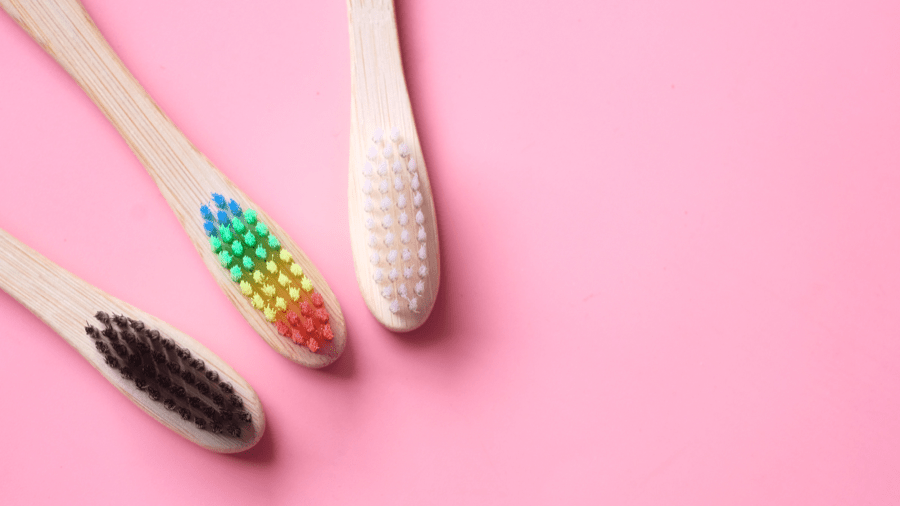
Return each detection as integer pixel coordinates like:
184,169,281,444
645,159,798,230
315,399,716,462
314,308,329,323
299,302,311,316
286,310,301,326
275,321,290,337
311,293,324,307
322,323,334,341
290,329,304,344
303,317,315,334
307,338,320,353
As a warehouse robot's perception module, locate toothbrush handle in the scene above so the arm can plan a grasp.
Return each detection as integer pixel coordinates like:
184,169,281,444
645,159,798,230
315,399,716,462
0,0,215,234
0,227,112,356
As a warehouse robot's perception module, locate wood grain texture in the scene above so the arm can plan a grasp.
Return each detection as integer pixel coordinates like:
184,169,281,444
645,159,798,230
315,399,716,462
0,0,345,367
0,227,265,453
346,0,440,331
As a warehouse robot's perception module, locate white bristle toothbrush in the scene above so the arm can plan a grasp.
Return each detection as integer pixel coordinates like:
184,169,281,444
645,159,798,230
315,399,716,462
346,0,441,331
1,0,345,367
0,227,265,452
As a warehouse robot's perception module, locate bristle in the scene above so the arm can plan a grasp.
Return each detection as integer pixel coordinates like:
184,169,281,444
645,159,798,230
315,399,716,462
198,194,334,352
87,312,252,437
359,127,430,313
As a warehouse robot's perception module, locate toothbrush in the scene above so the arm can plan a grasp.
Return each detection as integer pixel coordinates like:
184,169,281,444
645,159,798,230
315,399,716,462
346,0,441,331
0,0,346,367
0,227,265,453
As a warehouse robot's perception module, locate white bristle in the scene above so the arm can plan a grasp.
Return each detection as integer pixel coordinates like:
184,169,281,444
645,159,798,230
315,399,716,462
383,145,393,158
392,160,402,173
404,266,414,279
364,197,374,213
378,162,388,176
390,269,399,282
415,210,425,225
372,127,383,143
382,286,393,298
382,215,393,228
362,179,372,195
398,143,409,157
384,232,395,246
394,176,404,191
419,264,428,277
390,127,400,142
380,197,392,211
379,180,389,193
398,283,407,297
415,280,425,296
389,299,400,313
411,173,420,190
418,245,427,260
369,251,380,264
362,162,373,176
417,226,426,242
400,228,410,243
408,297,418,311
368,233,377,247
387,250,398,264
414,192,423,208
397,194,407,209
367,146,378,160
365,217,375,230
399,212,409,226
402,248,412,261
373,268,383,283
408,159,417,172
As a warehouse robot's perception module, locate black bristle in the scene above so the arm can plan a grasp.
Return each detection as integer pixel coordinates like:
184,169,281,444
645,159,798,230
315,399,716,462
147,330,160,341
188,396,202,409
127,354,142,367
163,398,176,410
211,422,223,434
122,330,136,344
166,362,180,375
134,378,147,390
112,343,128,356
131,319,144,331
171,386,186,399
147,387,161,401
141,364,156,380
156,376,172,390
227,425,241,438
195,418,207,430
229,395,243,409
239,412,252,424
196,382,210,396
162,339,175,350
104,355,119,369
220,382,233,394
177,407,191,421
201,405,216,419
95,311,110,324
190,358,205,372
212,394,224,406
181,371,196,385
102,327,117,339
85,325,100,339
152,351,167,364
176,347,191,360
205,370,219,383
120,367,134,380
95,341,109,354
135,341,151,354
113,314,128,326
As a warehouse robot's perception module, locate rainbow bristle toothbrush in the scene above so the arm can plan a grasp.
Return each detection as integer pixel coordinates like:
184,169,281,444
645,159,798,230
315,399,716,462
202,194,334,353
346,0,441,332
1,0,345,367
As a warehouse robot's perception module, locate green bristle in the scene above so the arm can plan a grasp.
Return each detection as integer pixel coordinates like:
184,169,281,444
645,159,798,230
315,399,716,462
267,234,280,250
210,236,223,253
218,251,233,268
255,245,267,259
231,240,244,257
255,222,268,237
230,265,242,282
231,217,246,235
220,226,234,243
244,209,258,225
243,231,256,247
242,256,255,271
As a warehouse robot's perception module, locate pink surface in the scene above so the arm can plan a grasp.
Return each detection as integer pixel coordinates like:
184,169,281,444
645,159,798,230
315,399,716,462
0,0,899,503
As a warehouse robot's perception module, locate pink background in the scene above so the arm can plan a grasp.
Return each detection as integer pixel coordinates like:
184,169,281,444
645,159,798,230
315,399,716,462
1,0,899,504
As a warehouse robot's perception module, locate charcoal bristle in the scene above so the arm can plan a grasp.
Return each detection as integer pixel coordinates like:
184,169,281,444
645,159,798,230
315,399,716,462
87,312,251,439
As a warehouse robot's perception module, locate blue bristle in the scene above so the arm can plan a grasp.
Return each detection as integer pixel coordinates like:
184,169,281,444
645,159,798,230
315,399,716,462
217,210,229,224
228,200,242,216
213,193,227,208
200,205,213,219
204,221,218,236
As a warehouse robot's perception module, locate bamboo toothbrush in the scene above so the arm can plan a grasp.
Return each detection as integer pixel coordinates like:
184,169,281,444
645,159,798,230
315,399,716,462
346,0,441,332
0,227,265,453
0,0,345,367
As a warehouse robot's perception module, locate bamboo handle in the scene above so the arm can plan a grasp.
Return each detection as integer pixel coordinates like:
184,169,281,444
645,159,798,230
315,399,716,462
0,227,265,453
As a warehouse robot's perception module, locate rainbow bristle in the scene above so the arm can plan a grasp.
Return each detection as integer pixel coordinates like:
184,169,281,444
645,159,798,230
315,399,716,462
201,194,333,352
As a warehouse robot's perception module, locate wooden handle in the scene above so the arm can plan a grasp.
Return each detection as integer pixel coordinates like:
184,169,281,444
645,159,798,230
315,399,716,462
0,227,266,453
1,0,346,366
346,0,441,331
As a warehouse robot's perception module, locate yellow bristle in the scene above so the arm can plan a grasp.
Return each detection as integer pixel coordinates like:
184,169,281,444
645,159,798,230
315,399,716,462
290,263,303,277
301,276,313,293
289,286,301,301
252,270,264,284
278,272,290,287
264,306,277,322
262,284,276,298
240,280,253,297
266,261,278,274
252,294,264,309
275,297,287,311
279,248,292,263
